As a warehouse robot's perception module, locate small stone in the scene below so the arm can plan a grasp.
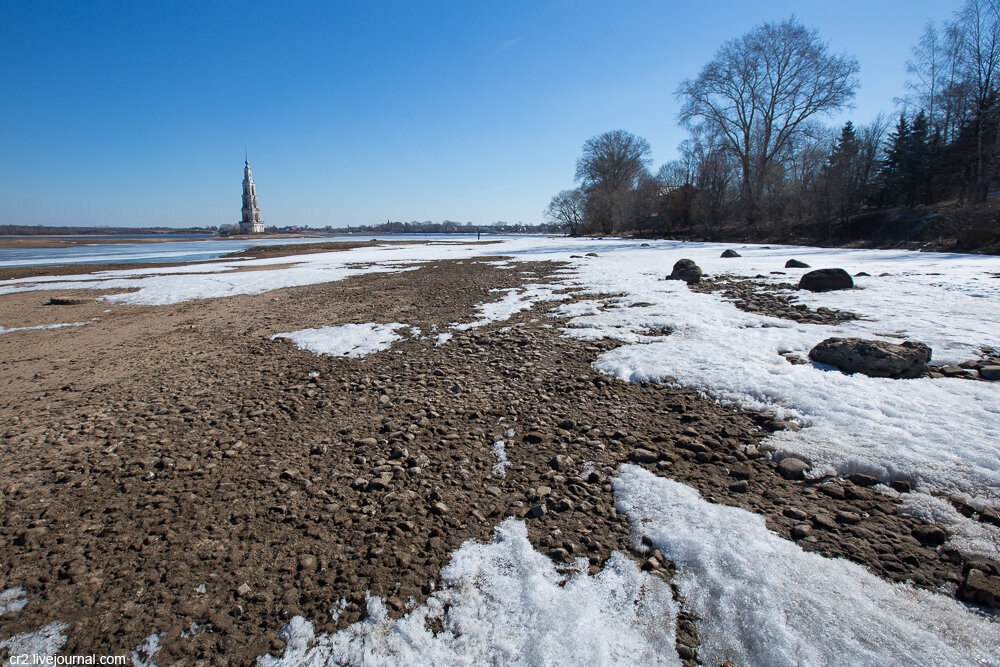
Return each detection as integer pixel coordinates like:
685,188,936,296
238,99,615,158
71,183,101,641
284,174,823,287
960,569,1000,607
548,548,570,562
236,583,252,597
523,431,546,444
812,514,838,530
357,437,378,447
721,249,741,258
527,504,547,519
847,474,879,487
836,511,862,525
763,419,800,432
777,457,811,480
912,524,947,546
555,498,574,512
791,524,811,540
819,483,846,500
558,419,577,430
728,480,749,493
783,507,809,521
431,502,449,516
297,555,317,572
550,455,574,471
728,465,752,480
889,480,913,493
785,259,810,268
628,448,658,464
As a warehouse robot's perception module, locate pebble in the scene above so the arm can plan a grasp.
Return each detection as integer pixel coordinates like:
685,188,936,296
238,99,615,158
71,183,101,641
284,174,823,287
777,457,811,480
628,448,658,464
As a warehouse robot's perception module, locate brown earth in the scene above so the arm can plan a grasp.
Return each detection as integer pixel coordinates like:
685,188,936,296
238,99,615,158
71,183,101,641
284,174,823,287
0,255,991,665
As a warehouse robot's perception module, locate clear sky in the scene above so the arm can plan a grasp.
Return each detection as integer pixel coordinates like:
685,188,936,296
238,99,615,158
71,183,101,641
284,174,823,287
1,0,964,229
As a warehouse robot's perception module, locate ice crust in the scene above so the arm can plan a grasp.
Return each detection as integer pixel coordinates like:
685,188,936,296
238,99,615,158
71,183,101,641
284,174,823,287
258,519,678,666
271,323,409,358
614,465,1000,666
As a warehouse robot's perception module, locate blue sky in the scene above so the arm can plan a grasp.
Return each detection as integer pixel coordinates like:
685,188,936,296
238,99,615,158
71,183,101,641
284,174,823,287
1,0,963,229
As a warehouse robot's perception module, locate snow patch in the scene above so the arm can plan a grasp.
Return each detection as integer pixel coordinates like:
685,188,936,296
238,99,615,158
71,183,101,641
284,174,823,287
491,440,509,477
271,322,409,358
0,622,69,664
258,519,678,666
613,465,1000,666
0,588,27,617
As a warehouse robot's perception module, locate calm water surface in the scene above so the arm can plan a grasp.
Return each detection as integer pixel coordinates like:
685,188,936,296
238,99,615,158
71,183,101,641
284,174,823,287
0,234,518,268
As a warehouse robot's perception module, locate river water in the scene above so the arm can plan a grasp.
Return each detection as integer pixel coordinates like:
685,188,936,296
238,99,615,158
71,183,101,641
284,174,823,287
0,234,513,268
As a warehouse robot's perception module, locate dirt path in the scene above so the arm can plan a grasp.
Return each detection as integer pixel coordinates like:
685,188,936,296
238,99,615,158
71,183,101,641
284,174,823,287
0,257,980,665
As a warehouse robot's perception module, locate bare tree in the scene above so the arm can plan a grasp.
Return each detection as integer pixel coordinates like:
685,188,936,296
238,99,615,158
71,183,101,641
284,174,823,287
956,0,1000,199
575,130,652,234
544,189,586,236
676,17,860,226
900,22,944,128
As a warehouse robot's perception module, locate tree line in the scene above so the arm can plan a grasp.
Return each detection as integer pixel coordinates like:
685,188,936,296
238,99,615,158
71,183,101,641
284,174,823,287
547,2,1000,247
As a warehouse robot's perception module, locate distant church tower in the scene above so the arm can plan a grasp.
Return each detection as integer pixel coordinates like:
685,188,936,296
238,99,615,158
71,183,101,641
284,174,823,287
239,153,265,234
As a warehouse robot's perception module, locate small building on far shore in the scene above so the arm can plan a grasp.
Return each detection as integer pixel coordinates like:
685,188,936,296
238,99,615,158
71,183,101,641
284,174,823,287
239,157,265,234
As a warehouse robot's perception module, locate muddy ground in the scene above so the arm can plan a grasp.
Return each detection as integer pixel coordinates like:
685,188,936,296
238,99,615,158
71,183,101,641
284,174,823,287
0,254,993,665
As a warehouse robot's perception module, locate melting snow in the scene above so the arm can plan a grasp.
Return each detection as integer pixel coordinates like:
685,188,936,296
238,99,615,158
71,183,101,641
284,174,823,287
491,440,509,477
258,519,678,666
614,465,1000,666
0,622,69,664
271,322,409,358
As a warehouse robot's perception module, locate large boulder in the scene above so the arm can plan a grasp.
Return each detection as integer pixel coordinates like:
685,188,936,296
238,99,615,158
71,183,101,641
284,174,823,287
667,259,703,284
785,259,810,268
721,249,741,258
808,337,932,379
799,268,854,292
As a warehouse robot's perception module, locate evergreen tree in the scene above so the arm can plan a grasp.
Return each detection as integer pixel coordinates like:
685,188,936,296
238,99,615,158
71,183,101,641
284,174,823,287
826,121,862,220
881,114,912,205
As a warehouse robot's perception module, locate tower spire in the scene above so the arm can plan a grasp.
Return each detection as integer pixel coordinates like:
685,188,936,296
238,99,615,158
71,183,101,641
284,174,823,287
238,151,264,234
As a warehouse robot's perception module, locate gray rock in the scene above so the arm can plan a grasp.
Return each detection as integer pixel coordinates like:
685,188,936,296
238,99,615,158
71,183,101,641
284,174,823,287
799,268,854,292
980,365,1000,381
667,259,703,284
721,249,741,258
431,502,449,515
960,569,1000,608
809,337,932,379
550,455,574,471
812,514,838,530
785,259,810,268
728,480,749,493
777,457,812,480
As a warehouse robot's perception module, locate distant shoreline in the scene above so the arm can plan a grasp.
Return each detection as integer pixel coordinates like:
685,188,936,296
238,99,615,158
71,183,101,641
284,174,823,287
0,233,322,249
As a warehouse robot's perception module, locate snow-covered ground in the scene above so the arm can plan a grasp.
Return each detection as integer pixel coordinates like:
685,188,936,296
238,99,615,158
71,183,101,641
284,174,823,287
3,237,1000,663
